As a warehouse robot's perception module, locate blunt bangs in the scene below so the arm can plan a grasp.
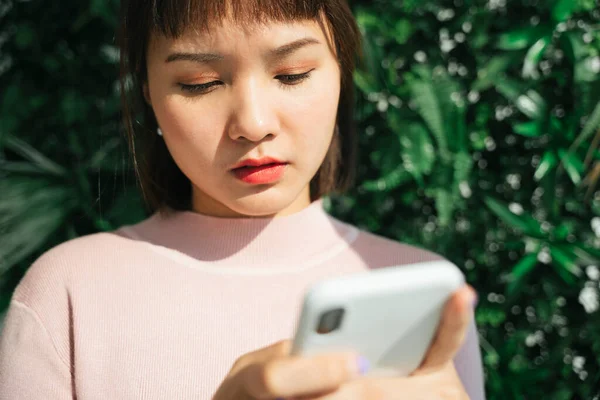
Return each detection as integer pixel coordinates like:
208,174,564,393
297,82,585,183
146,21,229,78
153,0,327,37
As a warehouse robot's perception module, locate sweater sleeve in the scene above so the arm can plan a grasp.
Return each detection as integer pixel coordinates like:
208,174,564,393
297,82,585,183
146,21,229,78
453,308,486,400
0,300,73,399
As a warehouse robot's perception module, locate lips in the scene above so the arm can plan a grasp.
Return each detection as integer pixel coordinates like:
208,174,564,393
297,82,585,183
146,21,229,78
231,157,285,169
231,157,288,184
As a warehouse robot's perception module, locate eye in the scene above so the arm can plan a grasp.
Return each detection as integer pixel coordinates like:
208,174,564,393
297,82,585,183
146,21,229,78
276,69,315,88
178,81,222,94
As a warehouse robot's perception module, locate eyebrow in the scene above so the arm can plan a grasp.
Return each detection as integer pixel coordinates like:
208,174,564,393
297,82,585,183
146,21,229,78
165,37,321,64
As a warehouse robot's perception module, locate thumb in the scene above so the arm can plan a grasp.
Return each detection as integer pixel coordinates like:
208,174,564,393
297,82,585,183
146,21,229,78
413,285,476,375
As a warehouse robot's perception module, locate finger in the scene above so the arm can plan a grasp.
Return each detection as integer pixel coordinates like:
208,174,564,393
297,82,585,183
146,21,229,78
314,363,465,400
240,351,362,399
229,340,292,375
414,285,476,374
306,375,429,400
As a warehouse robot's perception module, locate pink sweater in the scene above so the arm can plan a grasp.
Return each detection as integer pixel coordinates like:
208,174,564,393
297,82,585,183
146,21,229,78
0,200,485,399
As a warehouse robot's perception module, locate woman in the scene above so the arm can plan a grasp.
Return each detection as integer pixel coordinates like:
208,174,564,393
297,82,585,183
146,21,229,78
0,0,486,398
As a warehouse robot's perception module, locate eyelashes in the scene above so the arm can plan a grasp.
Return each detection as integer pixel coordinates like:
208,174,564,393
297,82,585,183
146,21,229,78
178,80,221,94
178,69,315,95
275,70,314,90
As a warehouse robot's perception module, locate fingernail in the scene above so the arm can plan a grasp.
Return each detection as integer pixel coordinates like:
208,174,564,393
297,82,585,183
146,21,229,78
357,355,370,375
472,291,479,308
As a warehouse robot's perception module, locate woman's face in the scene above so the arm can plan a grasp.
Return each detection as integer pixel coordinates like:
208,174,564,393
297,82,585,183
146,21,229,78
144,17,341,217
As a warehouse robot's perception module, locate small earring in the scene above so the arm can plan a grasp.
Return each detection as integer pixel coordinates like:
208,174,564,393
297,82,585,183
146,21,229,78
157,127,163,136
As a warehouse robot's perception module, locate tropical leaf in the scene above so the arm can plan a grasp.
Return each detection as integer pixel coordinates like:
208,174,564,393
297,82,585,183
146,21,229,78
434,188,453,227
534,151,558,181
409,78,448,153
549,245,583,284
495,80,547,120
552,0,579,22
453,152,473,188
361,166,412,192
513,121,543,137
569,101,600,152
496,26,550,50
507,253,539,295
472,54,518,92
3,135,66,177
522,36,551,79
0,177,76,273
398,123,435,184
558,149,585,185
484,197,543,237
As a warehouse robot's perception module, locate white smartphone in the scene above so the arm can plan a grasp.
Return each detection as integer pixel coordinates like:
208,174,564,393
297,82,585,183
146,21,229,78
291,260,465,377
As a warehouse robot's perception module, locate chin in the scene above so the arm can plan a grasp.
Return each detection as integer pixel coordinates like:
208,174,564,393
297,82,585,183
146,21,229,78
194,184,309,218
228,188,305,217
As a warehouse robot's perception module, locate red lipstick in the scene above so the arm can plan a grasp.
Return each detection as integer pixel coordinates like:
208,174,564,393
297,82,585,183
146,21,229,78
231,157,288,184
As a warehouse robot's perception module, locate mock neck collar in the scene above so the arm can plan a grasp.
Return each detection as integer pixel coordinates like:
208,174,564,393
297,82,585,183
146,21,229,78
122,199,358,269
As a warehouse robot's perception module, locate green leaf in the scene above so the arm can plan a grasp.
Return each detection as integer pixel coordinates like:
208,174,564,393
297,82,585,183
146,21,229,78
361,166,412,192
473,55,517,92
398,123,435,183
107,188,147,226
552,223,571,241
434,189,453,227
453,152,473,187
393,19,413,45
522,36,551,79
0,177,76,273
534,151,558,181
408,70,451,154
4,135,67,177
495,80,546,120
411,83,446,149
484,197,543,237
355,16,384,87
355,8,380,31
552,0,578,22
0,162,51,175
513,121,543,137
558,149,585,184
560,31,590,63
559,244,600,265
568,101,600,153
353,69,378,94
14,24,36,50
507,253,539,295
86,137,121,170
496,26,546,50
575,57,600,83
549,245,583,284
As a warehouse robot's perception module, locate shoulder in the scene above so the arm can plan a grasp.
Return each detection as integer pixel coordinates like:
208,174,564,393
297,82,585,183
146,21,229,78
11,230,133,307
338,219,446,269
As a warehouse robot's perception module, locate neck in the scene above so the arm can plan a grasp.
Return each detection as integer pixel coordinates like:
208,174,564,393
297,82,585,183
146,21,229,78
123,198,359,270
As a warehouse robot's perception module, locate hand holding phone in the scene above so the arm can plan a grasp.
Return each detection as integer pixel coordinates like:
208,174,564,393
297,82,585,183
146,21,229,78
291,260,467,377
211,269,478,400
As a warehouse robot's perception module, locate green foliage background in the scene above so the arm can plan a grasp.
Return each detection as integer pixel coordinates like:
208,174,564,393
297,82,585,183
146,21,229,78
1,0,600,398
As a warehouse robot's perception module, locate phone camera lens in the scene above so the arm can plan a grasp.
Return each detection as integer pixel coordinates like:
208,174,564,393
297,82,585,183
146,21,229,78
316,308,345,334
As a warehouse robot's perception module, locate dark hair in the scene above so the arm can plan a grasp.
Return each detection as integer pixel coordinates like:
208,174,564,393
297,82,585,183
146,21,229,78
118,0,362,213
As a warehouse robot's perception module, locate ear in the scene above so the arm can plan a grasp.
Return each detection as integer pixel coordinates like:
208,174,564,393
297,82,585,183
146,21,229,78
143,82,152,105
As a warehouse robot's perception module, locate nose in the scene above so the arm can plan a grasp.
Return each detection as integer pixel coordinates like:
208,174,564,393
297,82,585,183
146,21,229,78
227,77,279,142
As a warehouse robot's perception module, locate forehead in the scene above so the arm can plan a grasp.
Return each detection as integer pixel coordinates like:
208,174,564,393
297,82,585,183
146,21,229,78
151,19,331,54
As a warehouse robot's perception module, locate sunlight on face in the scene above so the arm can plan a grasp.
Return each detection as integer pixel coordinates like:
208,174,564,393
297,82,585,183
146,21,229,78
144,16,341,218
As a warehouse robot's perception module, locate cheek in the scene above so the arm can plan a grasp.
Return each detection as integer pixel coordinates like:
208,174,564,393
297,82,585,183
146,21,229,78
153,97,225,165
289,74,340,148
